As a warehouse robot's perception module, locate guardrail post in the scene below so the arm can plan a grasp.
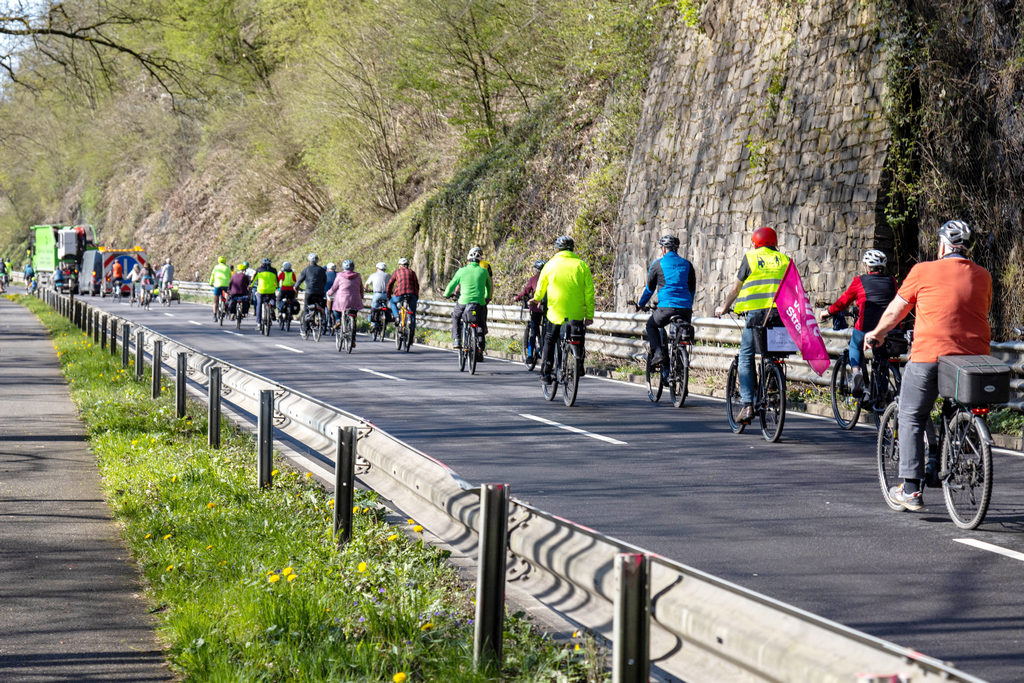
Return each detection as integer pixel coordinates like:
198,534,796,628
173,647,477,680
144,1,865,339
151,340,163,398
176,352,187,418
208,366,221,448
333,426,356,545
474,483,509,672
135,330,145,381
613,553,650,683
257,390,274,488
94,311,101,343
85,307,91,336
109,319,117,356
100,315,107,350
121,325,130,367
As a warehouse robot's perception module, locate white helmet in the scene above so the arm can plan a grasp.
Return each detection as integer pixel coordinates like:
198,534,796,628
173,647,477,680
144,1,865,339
376,262,387,270
862,249,887,268
398,257,409,266
326,262,336,271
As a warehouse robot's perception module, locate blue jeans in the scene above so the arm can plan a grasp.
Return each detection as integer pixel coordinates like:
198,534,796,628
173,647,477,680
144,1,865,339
255,293,275,323
848,329,865,368
388,294,417,321
739,321,756,405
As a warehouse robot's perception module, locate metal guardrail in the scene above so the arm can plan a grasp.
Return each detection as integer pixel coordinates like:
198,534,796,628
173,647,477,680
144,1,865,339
38,288,984,682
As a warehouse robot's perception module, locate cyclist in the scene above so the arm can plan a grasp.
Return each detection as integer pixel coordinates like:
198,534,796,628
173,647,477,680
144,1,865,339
227,263,251,319
445,247,493,358
714,226,791,425
865,220,992,511
327,260,364,343
0,258,6,292
253,258,278,326
141,263,156,305
158,258,174,300
278,261,298,317
386,257,420,336
636,234,696,368
296,253,327,338
818,249,896,396
325,262,338,312
110,259,123,298
127,263,144,301
514,259,547,341
533,236,595,386
209,256,232,320
366,261,391,327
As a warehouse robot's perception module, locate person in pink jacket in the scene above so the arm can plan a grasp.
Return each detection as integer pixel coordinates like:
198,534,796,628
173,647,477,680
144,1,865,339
327,260,364,342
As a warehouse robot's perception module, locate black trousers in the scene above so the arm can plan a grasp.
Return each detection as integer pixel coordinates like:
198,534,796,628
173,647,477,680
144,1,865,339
646,307,692,357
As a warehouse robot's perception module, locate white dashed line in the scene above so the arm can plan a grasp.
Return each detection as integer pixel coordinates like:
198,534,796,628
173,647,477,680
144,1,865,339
358,368,406,382
954,539,1024,563
164,312,175,317
518,413,627,445
188,320,203,326
275,344,304,354
224,330,244,337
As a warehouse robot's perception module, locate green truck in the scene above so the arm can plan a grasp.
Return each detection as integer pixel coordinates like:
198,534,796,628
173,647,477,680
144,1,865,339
30,224,98,292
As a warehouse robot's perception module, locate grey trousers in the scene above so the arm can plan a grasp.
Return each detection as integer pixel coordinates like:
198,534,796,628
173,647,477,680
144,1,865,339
898,362,939,480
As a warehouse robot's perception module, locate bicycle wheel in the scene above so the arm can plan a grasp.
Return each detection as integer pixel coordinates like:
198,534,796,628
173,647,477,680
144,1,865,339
312,311,322,342
543,342,560,401
336,318,345,352
468,328,479,375
395,310,405,351
670,345,689,408
236,308,243,330
562,346,581,407
725,356,746,434
645,354,663,403
458,323,468,372
218,300,225,325
876,401,904,511
521,325,533,369
403,318,413,352
759,362,786,442
830,352,860,430
942,410,993,529
348,316,357,354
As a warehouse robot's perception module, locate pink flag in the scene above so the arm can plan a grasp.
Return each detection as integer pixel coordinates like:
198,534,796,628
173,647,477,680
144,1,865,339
773,262,831,375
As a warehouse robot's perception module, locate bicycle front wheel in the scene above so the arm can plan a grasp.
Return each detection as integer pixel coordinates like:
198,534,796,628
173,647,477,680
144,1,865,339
760,362,786,442
876,401,904,511
336,320,345,352
312,312,322,342
942,411,993,529
725,357,745,434
646,355,663,403
670,345,689,408
562,346,580,407
830,353,860,430
543,343,560,401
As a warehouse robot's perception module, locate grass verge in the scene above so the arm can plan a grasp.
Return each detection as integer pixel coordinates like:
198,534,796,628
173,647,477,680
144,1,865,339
11,294,601,682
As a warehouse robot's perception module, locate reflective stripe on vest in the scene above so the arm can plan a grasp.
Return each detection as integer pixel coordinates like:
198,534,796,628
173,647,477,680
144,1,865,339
734,248,790,313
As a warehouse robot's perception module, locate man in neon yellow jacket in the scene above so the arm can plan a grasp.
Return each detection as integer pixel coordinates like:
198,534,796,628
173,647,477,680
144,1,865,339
208,256,233,321
533,235,595,384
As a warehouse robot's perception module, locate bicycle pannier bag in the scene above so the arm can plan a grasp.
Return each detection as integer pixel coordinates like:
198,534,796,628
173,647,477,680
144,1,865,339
937,355,1010,405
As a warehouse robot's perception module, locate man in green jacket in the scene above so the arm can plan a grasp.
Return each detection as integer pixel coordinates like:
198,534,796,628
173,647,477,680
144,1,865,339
533,235,595,385
444,246,493,358
209,256,233,321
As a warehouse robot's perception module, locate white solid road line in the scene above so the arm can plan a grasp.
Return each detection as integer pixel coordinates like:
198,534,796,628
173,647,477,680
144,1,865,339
275,344,304,354
188,320,203,326
954,538,1024,563
359,368,406,382
519,413,627,446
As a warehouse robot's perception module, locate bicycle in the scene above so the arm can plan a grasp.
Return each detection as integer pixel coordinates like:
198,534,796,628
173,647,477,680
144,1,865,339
519,301,544,371
394,296,415,352
259,297,274,336
831,326,908,429
302,300,327,341
724,313,793,442
278,294,295,332
456,304,484,374
630,302,693,408
542,320,586,407
141,282,154,310
336,309,357,353
215,290,228,325
160,282,173,306
368,299,389,342
232,295,249,330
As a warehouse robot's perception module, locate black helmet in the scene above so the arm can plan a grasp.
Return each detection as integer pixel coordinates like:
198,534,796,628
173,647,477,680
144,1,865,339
939,220,971,248
554,235,575,251
659,234,680,250
533,259,546,271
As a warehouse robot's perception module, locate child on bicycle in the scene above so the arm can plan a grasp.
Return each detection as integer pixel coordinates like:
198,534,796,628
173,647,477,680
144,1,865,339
819,249,896,396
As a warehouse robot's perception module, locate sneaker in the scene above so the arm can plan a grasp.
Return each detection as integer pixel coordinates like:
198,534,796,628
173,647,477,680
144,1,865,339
737,405,754,424
540,373,553,384
851,368,864,397
649,349,667,368
888,483,923,511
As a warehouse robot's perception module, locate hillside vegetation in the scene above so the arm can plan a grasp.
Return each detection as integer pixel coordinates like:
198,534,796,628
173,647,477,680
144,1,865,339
0,0,665,306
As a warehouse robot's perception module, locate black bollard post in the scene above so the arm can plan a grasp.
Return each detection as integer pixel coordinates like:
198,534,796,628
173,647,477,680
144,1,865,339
208,366,221,448
94,311,100,343
135,330,145,381
474,483,509,672
152,340,163,398
121,325,130,368
333,426,356,545
100,315,107,350
175,352,187,419
613,553,650,683
110,319,117,355
257,390,274,488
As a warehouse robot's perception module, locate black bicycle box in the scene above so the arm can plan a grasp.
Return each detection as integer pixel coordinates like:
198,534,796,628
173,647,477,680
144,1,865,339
937,355,1010,405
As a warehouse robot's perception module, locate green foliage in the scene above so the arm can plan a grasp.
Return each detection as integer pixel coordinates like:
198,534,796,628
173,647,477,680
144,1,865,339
676,0,705,28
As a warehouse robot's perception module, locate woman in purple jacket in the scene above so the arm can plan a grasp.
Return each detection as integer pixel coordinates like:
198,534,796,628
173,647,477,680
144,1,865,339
327,260,364,344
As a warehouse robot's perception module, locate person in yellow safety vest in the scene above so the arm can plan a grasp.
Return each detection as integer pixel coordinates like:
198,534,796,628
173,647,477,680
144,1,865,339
277,261,298,316
714,226,791,424
209,256,233,322
532,235,595,386
253,258,279,326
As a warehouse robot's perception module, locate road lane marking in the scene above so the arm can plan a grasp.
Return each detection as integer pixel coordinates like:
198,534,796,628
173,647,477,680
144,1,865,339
224,330,244,337
164,312,175,317
359,368,406,382
954,539,1024,563
188,320,203,326
518,413,627,445
275,344,304,354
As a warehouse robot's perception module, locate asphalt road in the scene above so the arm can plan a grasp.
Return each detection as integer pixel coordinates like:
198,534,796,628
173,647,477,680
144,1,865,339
70,293,1024,681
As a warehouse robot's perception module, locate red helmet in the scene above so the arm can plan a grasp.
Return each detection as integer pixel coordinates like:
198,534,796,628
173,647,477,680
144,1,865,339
751,226,777,248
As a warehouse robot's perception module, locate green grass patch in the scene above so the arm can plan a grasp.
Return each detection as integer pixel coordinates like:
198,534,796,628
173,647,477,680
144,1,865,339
12,294,600,681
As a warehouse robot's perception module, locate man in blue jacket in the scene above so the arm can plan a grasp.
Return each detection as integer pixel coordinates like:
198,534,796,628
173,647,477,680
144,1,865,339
636,234,696,368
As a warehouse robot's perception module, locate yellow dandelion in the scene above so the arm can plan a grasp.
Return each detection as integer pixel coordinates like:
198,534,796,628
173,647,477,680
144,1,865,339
362,507,369,513
206,545,213,550
171,475,177,482
572,630,579,638
268,574,280,583
207,502,216,509
271,469,279,476
357,561,367,573
131,440,138,446
413,525,423,533
166,565,174,572
163,534,172,540
305,472,312,479
393,673,407,683
282,567,294,576
407,518,415,525
327,500,335,507
575,643,581,651
286,574,296,582
144,533,152,539
325,607,330,613
421,622,433,631
387,534,399,541
353,505,359,513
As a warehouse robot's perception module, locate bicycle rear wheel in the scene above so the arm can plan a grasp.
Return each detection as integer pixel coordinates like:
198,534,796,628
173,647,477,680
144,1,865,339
830,352,860,430
348,315,356,354
670,345,689,408
941,411,993,529
876,401,904,511
312,311,322,342
760,362,786,442
725,357,745,434
458,323,468,371
543,343,560,401
336,317,346,352
562,345,580,407
403,318,413,352
468,328,478,375
236,307,242,329
645,356,663,403
395,309,406,350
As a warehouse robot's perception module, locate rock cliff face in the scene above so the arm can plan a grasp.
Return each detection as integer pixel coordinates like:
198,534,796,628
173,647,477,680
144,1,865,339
614,0,890,312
